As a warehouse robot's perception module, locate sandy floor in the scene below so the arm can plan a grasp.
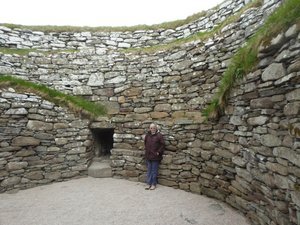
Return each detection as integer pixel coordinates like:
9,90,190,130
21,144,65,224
0,177,250,225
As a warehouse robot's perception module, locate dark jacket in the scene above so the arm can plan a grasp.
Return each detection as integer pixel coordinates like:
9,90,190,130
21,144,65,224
144,131,164,161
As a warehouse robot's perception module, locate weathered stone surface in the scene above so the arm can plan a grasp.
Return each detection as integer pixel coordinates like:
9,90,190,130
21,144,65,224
201,142,216,150
232,156,247,167
73,86,93,95
1,177,21,187
261,134,281,147
150,112,169,119
154,104,171,112
27,120,53,131
15,150,35,157
285,24,299,39
123,87,142,97
158,178,178,187
165,50,187,60
286,89,300,101
291,191,300,207
202,187,225,201
287,59,300,73
247,116,268,126
111,160,125,167
236,168,253,182
44,172,62,180
12,137,40,146
171,60,193,71
274,147,300,167
87,73,104,86
5,108,28,115
284,102,300,115
262,63,286,81
250,98,273,108
6,162,28,171
25,171,43,180
266,162,288,175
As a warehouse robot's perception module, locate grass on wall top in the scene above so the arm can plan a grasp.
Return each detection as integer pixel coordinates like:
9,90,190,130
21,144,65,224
0,47,78,56
0,75,107,119
202,0,300,120
124,0,264,54
0,0,262,56
0,9,211,33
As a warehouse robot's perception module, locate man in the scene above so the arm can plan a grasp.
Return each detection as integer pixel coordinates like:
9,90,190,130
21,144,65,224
144,123,164,190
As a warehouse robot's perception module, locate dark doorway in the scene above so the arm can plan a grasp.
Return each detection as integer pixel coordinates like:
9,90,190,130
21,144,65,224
91,128,114,157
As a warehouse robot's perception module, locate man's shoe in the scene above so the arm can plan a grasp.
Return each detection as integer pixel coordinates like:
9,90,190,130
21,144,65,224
145,185,151,190
150,185,156,190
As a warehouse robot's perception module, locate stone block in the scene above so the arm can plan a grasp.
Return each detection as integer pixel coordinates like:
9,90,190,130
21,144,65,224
202,187,226,201
262,63,286,81
44,172,61,181
6,162,28,171
261,134,282,147
190,182,201,194
62,171,79,178
291,191,300,207
215,148,234,159
27,120,53,131
1,176,21,187
273,147,300,167
15,150,35,157
25,171,43,180
11,136,40,146
266,162,288,175
250,97,274,108
150,112,169,119
158,178,177,187
88,161,112,178
5,108,28,115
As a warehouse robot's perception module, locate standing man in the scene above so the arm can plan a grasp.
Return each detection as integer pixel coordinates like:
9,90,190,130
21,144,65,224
144,123,165,190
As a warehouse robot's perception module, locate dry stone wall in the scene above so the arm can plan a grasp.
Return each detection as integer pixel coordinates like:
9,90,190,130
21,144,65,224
0,89,94,192
210,25,300,224
1,0,300,224
0,0,280,50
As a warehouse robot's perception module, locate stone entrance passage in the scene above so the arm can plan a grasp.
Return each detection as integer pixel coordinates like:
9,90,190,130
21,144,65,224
89,128,114,178
91,128,114,157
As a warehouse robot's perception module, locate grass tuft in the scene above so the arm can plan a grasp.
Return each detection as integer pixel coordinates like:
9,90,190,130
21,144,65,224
0,75,106,119
203,0,300,120
0,11,209,33
123,0,264,54
0,47,77,56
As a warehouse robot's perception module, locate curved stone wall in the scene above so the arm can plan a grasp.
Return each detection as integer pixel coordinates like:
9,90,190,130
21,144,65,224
0,89,94,192
0,0,280,50
1,0,300,224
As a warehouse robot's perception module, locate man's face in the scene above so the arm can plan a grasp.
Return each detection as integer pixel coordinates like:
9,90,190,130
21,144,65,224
150,125,157,134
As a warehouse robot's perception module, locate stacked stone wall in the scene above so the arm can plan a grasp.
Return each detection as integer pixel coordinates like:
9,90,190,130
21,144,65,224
0,90,94,192
0,0,280,50
222,26,300,224
1,0,300,224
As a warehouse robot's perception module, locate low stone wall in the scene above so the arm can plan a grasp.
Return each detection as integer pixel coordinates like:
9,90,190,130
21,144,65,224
0,89,94,192
0,0,281,50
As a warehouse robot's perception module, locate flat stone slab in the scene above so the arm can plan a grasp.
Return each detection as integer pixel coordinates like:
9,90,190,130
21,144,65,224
0,178,250,225
88,161,112,178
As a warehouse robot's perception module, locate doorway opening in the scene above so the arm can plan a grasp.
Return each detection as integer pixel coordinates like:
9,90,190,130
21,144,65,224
91,128,114,157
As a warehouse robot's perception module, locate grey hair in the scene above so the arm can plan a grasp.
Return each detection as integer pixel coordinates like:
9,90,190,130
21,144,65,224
149,123,157,128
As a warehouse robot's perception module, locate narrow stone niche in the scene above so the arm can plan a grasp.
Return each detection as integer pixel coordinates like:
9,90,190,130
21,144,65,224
91,128,114,157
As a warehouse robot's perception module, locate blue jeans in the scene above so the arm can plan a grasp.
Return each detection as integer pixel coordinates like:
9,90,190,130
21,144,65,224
146,160,159,186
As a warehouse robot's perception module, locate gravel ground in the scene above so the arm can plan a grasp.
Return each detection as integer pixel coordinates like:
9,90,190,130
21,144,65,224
0,177,250,225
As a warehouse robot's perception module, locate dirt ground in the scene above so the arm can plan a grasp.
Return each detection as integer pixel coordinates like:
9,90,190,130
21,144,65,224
0,177,250,225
